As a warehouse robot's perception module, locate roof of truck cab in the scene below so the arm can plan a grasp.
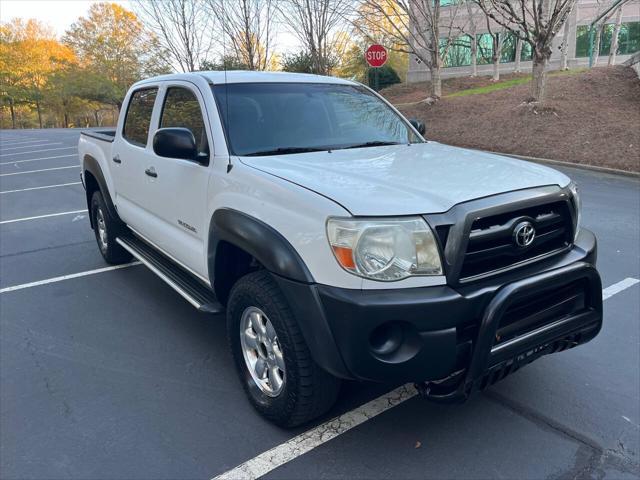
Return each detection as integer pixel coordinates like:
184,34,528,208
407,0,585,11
134,70,358,86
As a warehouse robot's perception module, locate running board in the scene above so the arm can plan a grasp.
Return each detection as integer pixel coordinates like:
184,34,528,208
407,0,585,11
116,236,224,314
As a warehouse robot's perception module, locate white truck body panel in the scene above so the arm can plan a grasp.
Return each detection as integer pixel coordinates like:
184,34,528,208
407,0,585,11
79,70,571,290
240,143,570,216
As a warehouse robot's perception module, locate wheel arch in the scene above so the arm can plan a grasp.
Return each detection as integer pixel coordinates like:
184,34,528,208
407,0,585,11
83,154,118,229
207,208,314,304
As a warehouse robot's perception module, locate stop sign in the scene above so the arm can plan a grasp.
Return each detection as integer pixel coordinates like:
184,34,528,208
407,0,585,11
365,44,388,68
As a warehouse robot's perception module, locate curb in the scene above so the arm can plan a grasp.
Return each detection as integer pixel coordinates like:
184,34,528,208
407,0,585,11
484,150,640,178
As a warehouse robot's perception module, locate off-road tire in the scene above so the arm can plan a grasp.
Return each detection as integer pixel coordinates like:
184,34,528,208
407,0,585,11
90,190,132,265
227,270,341,427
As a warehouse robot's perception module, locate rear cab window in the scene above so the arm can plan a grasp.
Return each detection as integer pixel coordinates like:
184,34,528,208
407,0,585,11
160,86,210,162
122,88,158,147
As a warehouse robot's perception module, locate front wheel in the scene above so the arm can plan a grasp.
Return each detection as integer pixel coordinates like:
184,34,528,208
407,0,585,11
227,270,341,427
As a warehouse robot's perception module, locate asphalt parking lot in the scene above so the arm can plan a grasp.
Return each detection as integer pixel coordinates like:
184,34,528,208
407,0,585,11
0,128,639,480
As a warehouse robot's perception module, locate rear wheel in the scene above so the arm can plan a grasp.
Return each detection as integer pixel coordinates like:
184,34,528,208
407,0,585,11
227,270,340,427
90,190,131,265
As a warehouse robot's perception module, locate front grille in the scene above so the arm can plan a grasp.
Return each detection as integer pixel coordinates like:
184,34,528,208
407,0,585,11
459,201,573,281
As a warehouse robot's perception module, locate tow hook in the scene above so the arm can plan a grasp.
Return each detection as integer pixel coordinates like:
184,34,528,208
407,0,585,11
414,369,469,403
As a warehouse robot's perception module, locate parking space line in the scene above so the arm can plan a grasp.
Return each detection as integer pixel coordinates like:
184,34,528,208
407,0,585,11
212,277,640,480
214,386,417,480
0,146,76,157
0,142,61,151
0,165,78,176
0,262,141,294
0,139,44,146
0,154,77,165
0,209,86,224
602,277,640,300
0,182,82,194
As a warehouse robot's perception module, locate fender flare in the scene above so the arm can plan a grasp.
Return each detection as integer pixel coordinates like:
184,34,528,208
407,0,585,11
207,209,351,378
83,154,119,226
207,208,314,284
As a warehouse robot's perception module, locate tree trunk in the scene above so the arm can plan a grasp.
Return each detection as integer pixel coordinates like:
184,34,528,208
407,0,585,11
514,38,522,73
530,54,548,102
470,35,478,76
608,7,623,66
492,34,503,82
592,27,602,66
63,113,69,129
430,62,442,99
9,97,16,129
35,101,43,129
560,15,571,70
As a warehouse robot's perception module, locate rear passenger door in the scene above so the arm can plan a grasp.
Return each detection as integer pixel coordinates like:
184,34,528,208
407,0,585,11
112,86,160,236
141,82,212,280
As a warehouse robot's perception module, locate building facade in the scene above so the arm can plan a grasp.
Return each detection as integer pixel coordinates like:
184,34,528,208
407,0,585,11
407,0,640,82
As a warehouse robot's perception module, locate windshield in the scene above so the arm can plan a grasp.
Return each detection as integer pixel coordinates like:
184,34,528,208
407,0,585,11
212,82,423,156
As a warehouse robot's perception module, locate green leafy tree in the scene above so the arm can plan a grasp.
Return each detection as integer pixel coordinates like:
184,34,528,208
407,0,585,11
367,64,400,91
200,56,249,71
280,51,315,74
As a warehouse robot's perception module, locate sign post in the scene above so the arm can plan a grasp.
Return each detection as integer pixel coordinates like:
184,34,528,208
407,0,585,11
365,44,388,91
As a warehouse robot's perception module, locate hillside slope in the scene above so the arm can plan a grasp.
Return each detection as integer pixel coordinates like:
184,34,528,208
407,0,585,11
383,67,640,172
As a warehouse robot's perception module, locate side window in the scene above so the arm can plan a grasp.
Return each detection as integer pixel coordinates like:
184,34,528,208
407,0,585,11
160,87,209,157
123,88,158,146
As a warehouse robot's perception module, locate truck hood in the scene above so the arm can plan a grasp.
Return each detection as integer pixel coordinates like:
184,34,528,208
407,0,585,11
240,142,570,215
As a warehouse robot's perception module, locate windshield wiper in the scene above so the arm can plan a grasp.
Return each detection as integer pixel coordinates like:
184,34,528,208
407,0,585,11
244,146,327,156
341,141,402,150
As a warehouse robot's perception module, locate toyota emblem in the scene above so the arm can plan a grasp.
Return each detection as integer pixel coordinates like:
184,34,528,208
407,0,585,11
514,221,536,247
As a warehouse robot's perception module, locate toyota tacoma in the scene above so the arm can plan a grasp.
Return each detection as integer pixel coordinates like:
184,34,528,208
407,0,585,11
78,71,602,427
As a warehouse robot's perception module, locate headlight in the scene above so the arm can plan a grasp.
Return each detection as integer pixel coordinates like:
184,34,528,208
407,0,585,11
568,181,582,240
326,217,443,281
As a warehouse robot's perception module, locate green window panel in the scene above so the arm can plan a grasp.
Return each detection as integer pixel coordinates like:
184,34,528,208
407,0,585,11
501,33,517,63
576,22,640,58
440,35,472,67
520,41,533,61
476,33,494,64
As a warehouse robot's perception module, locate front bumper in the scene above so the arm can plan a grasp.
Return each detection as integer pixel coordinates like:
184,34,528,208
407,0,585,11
273,228,602,396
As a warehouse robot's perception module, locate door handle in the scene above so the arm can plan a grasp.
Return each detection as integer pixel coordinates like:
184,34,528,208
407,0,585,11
145,167,158,178
112,155,121,164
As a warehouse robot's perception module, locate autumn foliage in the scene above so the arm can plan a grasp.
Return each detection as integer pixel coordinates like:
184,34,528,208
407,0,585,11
0,3,169,129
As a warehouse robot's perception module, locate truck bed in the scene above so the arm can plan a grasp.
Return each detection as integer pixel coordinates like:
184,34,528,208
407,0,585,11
81,129,116,143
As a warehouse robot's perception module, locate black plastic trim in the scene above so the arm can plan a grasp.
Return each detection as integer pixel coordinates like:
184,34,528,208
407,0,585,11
207,208,314,284
284,229,599,384
425,185,577,285
82,154,119,228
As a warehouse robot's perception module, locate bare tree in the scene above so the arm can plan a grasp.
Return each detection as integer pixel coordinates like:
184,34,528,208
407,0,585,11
464,0,479,76
478,4,505,81
514,36,522,72
476,0,577,102
208,0,275,70
277,0,351,75
608,5,624,66
134,0,213,72
583,0,618,67
355,0,463,99
559,5,572,70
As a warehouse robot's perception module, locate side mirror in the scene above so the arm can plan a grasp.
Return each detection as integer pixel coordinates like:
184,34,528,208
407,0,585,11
153,127,198,161
409,119,426,136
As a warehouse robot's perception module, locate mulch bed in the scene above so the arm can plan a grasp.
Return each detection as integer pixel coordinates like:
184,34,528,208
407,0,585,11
383,67,640,172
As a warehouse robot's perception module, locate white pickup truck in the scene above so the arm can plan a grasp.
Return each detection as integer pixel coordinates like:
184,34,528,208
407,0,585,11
79,71,602,427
